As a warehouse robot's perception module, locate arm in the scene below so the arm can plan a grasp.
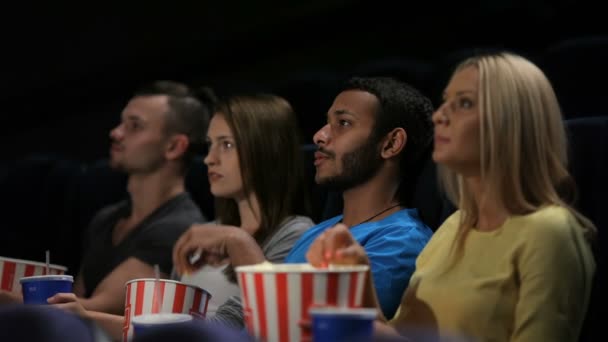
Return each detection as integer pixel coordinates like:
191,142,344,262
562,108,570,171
224,217,312,265
87,311,125,341
305,224,387,321
174,218,312,274
226,229,266,266
207,296,245,330
73,268,86,297
511,220,594,341
78,216,191,313
374,321,404,339
0,290,22,305
173,224,267,275
362,226,422,320
79,257,166,314
49,293,124,341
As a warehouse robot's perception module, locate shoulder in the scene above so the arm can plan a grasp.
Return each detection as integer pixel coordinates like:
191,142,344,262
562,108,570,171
284,216,340,250
265,216,315,245
87,200,128,233
438,209,461,228
411,210,461,261
430,210,461,238
278,216,315,233
138,199,205,240
300,216,341,237
363,209,434,239
512,206,579,243
92,200,127,221
352,210,436,251
152,194,205,226
510,206,595,271
167,193,206,221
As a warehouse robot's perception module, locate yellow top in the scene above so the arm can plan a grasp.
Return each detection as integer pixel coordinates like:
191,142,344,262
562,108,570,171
390,206,595,342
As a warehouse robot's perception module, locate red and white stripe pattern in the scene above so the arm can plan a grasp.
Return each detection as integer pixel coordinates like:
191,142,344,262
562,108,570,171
0,257,66,293
237,265,368,342
122,279,211,342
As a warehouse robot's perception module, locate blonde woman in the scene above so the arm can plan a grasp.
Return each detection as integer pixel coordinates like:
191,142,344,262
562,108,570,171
305,52,596,342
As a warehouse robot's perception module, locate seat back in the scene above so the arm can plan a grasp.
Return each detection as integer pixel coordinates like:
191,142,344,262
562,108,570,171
565,116,608,342
540,36,608,118
0,156,82,271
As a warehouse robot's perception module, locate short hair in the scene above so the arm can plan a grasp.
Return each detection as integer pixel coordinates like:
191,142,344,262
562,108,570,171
134,80,214,166
340,77,435,203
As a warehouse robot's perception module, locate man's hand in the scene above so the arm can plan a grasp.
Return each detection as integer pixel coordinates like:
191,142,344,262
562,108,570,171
306,223,370,267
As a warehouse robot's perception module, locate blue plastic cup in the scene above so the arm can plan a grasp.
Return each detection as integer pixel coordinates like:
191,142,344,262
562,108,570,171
20,275,74,305
310,307,377,342
131,313,193,337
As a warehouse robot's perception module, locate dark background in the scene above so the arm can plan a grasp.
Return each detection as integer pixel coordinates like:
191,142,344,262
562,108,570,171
0,0,606,162
0,3,605,340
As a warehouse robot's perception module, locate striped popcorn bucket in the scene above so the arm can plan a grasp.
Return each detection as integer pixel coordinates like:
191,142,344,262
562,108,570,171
122,278,212,342
0,256,67,293
235,263,369,342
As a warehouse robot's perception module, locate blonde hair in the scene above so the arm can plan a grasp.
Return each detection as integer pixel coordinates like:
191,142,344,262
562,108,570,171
439,52,596,255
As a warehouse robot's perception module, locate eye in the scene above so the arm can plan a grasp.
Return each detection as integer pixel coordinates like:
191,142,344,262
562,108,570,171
338,120,351,127
222,140,234,150
125,121,141,131
459,98,473,109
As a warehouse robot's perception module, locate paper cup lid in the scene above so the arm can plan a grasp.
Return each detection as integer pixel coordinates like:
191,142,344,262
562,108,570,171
0,256,68,272
19,275,74,283
235,263,369,273
309,307,377,319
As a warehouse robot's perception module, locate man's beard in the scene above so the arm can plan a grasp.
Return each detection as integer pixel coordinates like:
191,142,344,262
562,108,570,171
317,138,383,191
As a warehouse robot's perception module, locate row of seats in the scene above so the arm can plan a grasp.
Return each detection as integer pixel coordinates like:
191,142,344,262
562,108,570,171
0,141,451,275
567,116,607,342
217,35,608,141
0,116,605,341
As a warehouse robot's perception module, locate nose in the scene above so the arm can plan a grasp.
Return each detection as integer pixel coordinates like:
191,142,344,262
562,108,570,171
203,145,217,166
313,123,330,146
109,123,124,141
432,103,450,126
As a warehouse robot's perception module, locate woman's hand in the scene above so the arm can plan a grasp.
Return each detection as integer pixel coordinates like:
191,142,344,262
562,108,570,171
0,290,23,305
47,292,89,319
173,223,242,275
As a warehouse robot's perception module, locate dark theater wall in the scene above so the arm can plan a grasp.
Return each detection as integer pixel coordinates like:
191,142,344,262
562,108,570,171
0,0,605,162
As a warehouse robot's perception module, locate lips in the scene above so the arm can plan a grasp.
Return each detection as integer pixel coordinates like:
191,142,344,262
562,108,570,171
314,152,330,166
434,135,450,144
110,144,123,153
208,172,223,182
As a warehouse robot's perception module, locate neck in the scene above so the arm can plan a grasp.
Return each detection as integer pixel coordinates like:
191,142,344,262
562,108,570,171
127,168,185,222
235,192,261,235
465,176,509,231
341,167,401,227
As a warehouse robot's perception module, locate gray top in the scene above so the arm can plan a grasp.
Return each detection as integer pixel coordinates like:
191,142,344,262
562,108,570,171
209,215,314,329
81,193,204,297
261,215,315,263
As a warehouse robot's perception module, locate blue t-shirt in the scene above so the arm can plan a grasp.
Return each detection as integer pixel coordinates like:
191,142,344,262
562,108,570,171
285,208,432,319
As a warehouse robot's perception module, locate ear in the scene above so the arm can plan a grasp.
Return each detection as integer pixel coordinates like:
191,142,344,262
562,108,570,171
380,127,406,159
165,134,190,161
